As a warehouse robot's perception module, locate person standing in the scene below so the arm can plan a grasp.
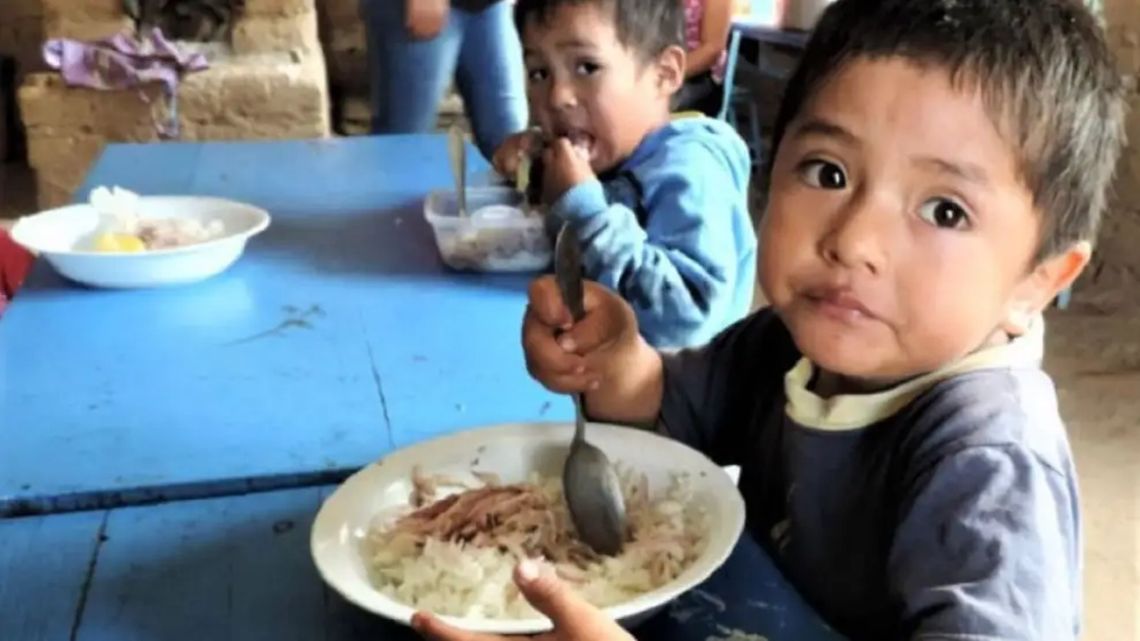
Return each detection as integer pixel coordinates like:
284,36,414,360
360,0,528,160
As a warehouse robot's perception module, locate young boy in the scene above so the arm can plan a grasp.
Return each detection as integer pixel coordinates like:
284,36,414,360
492,0,757,349
416,1,1128,640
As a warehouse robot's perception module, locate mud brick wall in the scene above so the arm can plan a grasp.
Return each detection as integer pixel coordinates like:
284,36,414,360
0,0,45,159
0,0,46,80
1093,0,1140,295
319,0,367,96
18,0,331,209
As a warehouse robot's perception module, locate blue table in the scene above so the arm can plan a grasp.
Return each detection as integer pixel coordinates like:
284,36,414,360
0,135,842,641
0,486,842,641
0,136,568,516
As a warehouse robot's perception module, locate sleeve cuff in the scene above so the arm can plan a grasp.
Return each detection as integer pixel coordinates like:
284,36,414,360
552,180,608,223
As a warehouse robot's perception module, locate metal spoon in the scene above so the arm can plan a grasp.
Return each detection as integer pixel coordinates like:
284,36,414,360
554,223,627,556
447,125,468,217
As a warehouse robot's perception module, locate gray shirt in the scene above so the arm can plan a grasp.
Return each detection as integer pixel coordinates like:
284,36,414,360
658,310,1081,641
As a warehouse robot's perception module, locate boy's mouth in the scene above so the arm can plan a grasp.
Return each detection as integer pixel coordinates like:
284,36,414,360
802,285,879,323
554,127,596,161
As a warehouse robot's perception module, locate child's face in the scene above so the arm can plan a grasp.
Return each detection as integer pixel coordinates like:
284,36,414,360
760,58,1086,387
521,3,683,173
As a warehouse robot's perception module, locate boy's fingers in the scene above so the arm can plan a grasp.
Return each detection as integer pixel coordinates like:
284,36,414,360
527,276,573,329
526,278,633,355
493,150,515,176
523,310,590,373
513,561,607,633
566,282,634,350
581,281,620,315
517,131,538,155
524,355,599,394
411,612,504,641
554,311,618,354
531,370,599,394
498,146,525,176
543,138,573,166
521,319,603,394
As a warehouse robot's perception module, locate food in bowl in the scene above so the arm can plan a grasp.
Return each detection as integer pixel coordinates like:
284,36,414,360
88,185,225,252
436,217,551,272
310,423,746,635
10,191,270,289
363,465,708,619
424,187,553,273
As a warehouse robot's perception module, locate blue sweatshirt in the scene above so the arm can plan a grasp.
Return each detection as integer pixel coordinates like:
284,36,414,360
551,117,757,348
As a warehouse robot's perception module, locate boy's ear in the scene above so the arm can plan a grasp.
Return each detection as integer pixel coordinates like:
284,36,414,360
655,45,686,97
1000,241,1091,334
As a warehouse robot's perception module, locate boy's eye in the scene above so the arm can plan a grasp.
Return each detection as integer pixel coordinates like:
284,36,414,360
574,61,601,76
799,160,847,189
918,198,971,230
526,68,549,82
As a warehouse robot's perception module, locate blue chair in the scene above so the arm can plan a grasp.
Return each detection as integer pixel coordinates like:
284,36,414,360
718,28,766,168
716,29,742,122
1056,287,1072,309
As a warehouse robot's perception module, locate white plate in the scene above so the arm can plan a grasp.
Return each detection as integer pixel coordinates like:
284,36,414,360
311,422,746,635
10,195,270,289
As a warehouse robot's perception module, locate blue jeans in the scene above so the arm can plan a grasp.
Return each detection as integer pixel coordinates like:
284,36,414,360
361,0,528,161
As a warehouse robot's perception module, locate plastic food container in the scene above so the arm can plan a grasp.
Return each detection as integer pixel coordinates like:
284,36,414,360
423,187,552,272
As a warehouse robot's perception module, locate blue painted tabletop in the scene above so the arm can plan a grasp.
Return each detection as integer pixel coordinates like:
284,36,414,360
0,486,844,641
0,135,571,516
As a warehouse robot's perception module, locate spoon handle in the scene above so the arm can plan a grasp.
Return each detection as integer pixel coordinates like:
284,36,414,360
554,223,585,321
555,224,589,445
571,393,586,445
448,125,467,217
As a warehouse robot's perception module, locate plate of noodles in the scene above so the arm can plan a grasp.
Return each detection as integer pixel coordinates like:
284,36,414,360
310,422,746,635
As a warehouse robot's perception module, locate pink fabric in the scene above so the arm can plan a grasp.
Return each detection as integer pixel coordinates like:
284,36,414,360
683,0,728,82
42,28,209,138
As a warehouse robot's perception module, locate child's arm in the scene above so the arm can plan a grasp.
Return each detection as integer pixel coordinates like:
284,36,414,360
656,309,792,463
521,275,789,458
685,0,733,78
889,443,1080,639
522,276,667,426
551,134,753,348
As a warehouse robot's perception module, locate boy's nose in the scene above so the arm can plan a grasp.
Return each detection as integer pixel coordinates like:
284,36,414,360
818,190,890,276
547,79,577,110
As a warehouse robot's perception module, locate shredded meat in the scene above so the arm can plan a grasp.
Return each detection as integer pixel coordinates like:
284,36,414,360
364,466,708,617
383,476,602,568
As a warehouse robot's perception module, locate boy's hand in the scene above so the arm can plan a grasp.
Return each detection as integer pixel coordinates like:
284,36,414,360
523,276,637,394
523,276,664,425
542,137,595,204
405,0,448,39
492,130,539,178
412,560,634,641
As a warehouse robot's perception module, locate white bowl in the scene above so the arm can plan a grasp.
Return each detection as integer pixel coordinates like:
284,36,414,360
310,422,746,635
9,195,271,289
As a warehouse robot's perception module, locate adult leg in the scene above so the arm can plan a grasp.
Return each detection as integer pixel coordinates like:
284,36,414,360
453,1,529,160
361,0,461,134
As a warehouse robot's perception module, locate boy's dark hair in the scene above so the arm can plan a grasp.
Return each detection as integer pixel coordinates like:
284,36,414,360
514,0,684,61
770,0,1127,261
